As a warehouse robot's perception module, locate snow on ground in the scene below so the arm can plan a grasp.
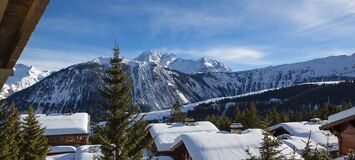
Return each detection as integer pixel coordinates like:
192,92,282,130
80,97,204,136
172,129,301,160
269,121,338,152
46,153,75,160
300,81,344,85
49,146,76,154
328,107,355,124
75,145,102,160
143,81,344,121
148,121,220,151
46,145,101,160
143,88,276,120
142,156,174,160
20,113,90,136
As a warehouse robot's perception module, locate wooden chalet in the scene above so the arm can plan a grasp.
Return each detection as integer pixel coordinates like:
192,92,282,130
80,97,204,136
269,120,338,153
0,0,50,88
21,112,90,146
169,129,301,160
146,121,220,158
320,107,355,155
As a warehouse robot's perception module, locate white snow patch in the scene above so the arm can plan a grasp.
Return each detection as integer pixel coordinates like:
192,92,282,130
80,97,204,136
172,129,301,160
49,146,76,154
46,153,75,160
269,121,338,152
75,145,102,160
20,113,90,136
176,90,189,103
148,121,219,151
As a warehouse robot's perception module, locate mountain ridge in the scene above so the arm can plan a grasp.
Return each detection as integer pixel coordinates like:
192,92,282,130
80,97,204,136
2,52,355,114
0,64,51,99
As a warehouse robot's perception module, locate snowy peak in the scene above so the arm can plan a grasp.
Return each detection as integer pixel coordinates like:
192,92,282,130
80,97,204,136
0,64,51,99
3,53,355,113
91,56,111,67
133,50,177,66
133,51,231,74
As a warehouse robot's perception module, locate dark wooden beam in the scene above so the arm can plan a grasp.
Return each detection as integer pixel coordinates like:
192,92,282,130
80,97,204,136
6,0,49,68
0,0,9,22
0,68,13,88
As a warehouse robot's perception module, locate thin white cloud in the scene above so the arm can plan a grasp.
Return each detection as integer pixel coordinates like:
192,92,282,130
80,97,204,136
88,2,244,35
204,47,263,61
248,0,355,36
159,46,269,65
149,8,239,34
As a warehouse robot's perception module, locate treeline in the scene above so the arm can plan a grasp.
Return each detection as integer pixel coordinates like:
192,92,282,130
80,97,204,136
0,103,48,160
185,81,355,127
185,102,353,131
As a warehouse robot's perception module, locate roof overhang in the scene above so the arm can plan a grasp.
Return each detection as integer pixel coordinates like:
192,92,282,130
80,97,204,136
320,115,355,130
0,0,50,88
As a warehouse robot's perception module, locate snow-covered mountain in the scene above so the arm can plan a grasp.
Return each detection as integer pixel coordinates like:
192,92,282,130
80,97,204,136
0,64,51,99
133,51,231,74
3,52,355,114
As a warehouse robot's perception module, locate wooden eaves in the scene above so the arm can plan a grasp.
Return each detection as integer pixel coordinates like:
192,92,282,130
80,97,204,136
0,0,50,88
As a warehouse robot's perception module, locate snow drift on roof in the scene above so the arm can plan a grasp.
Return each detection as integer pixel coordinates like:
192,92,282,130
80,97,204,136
75,145,102,160
269,121,338,151
20,113,90,136
148,121,219,151
46,153,75,160
328,107,355,124
173,129,301,160
49,146,76,154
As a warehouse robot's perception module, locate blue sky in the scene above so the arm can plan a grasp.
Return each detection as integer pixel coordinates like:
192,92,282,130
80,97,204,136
19,0,355,71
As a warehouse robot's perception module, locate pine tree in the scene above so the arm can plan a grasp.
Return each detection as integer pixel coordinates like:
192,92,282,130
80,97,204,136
302,131,314,160
170,101,187,122
0,102,22,160
205,114,231,131
20,106,49,160
245,120,285,160
258,120,285,160
244,103,261,128
267,108,281,125
95,45,151,160
234,107,243,122
345,150,355,160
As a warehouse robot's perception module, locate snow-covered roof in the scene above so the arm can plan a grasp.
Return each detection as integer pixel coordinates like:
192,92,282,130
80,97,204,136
142,156,174,160
46,153,75,160
49,146,76,154
269,121,338,152
75,145,102,160
328,107,355,124
172,129,301,160
148,121,219,151
20,113,90,136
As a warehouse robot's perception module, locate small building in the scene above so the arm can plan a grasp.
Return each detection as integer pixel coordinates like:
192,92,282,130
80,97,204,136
320,107,355,155
170,129,301,160
230,122,243,134
147,121,219,157
21,112,90,146
269,120,338,153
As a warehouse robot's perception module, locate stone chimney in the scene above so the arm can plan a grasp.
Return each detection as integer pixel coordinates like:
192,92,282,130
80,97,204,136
309,117,321,124
184,118,196,126
230,123,243,134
